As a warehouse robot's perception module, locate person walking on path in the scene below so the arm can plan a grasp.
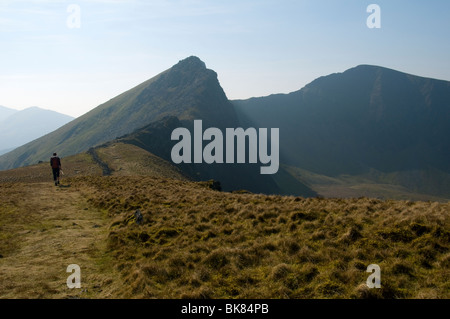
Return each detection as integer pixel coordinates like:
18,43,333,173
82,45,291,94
50,153,62,186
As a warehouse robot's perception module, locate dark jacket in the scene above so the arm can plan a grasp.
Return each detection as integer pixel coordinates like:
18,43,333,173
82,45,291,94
50,156,61,169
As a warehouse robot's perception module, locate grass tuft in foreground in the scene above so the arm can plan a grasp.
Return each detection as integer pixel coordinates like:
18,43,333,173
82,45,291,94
68,176,449,299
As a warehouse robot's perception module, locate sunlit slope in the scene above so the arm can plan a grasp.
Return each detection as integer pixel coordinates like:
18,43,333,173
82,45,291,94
0,143,186,183
1,168,448,298
0,56,238,170
72,176,450,298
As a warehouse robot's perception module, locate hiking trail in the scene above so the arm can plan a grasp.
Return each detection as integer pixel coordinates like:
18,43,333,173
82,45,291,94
0,181,119,298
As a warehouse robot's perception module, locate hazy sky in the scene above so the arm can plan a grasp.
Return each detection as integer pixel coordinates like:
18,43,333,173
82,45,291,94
1,0,449,118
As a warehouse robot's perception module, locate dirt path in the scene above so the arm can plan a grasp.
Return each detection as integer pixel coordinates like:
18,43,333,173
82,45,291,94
0,181,119,298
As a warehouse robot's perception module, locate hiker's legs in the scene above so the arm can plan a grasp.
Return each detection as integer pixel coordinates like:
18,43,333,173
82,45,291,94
52,168,59,185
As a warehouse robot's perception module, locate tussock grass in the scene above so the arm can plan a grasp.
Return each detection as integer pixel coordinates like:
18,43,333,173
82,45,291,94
67,175,449,299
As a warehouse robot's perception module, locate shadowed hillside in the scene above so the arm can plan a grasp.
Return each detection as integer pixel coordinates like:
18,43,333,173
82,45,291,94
115,116,317,195
233,65,450,200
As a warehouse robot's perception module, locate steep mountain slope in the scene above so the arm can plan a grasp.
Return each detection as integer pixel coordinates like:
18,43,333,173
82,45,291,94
0,56,315,196
0,149,14,156
233,65,450,198
0,56,238,170
2,60,448,199
0,107,74,155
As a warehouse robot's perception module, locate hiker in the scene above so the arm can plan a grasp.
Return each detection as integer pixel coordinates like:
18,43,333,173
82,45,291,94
50,153,62,186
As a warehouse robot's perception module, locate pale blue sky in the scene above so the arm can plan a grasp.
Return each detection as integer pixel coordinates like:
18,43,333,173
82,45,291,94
1,0,449,117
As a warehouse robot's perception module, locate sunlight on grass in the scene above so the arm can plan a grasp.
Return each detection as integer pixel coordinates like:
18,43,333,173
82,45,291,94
66,175,449,299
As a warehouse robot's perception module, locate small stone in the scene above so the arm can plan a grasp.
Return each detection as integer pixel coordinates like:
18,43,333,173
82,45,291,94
135,209,143,225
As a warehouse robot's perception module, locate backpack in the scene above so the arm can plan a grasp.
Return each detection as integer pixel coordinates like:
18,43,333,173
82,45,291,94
51,156,60,169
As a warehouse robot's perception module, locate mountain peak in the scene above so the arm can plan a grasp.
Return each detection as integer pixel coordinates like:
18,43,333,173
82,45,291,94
348,64,419,78
161,55,217,88
0,55,236,169
174,56,207,71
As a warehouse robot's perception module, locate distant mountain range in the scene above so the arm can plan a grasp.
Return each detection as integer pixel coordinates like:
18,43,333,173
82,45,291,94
0,57,448,200
0,106,74,155
0,105,19,122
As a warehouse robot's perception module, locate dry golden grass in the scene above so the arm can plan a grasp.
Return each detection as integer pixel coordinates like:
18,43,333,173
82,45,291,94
95,143,187,180
65,175,449,299
0,146,448,299
0,142,185,184
0,153,102,184
0,181,119,298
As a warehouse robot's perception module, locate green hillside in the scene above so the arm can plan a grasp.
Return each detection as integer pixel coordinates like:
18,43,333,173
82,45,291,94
0,56,238,170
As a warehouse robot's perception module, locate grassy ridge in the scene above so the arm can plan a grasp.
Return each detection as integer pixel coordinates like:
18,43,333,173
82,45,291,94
0,143,185,184
69,175,450,299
